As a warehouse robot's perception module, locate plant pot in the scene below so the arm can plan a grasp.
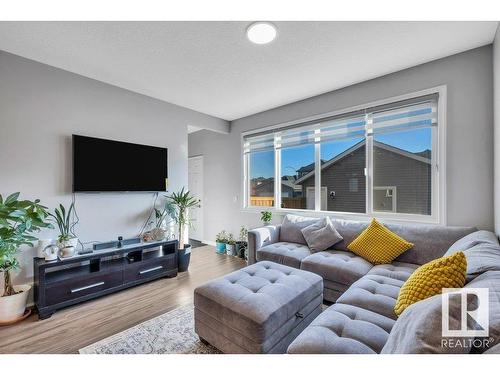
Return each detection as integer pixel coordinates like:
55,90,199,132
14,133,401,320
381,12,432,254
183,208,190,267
57,237,78,249
225,243,236,256
0,284,31,324
235,241,247,258
178,244,191,272
215,242,226,254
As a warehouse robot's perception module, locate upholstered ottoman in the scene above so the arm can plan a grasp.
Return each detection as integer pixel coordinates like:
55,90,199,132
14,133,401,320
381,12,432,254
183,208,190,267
194,261,323,353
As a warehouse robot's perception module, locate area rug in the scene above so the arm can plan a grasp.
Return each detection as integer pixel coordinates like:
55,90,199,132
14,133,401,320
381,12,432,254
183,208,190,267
79,304,221,354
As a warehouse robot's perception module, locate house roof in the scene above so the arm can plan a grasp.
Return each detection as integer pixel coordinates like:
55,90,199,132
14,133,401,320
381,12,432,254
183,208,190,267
295,140,431,184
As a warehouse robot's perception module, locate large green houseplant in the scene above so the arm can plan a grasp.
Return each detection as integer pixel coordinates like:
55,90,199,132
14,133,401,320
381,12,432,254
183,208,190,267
0,192,51,323
165,188,201,272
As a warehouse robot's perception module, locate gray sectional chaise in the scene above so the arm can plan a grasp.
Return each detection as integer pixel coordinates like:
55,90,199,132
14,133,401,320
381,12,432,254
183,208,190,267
248,218,475,303
247,216,500,354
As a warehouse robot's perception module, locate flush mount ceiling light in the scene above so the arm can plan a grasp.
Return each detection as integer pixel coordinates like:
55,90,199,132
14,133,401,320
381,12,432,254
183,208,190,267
246,22,277,44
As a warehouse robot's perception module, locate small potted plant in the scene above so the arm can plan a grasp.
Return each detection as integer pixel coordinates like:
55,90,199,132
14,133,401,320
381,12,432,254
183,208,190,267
235,226,248,259
143,199,175,242
261,211,273,226
225,234,236,256
215,230,228,254
49,203,78,258
165,188,201,272
0,192,52,324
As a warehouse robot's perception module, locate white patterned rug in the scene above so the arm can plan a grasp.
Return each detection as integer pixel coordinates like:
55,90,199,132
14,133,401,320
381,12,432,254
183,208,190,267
79,304,221,354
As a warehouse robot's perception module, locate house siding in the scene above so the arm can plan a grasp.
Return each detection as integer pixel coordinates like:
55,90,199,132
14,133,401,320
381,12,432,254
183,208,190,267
300,144,431,214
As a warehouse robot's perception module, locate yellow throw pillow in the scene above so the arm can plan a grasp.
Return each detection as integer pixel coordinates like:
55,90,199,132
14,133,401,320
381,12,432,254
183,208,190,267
347,218,413,264
394,251,467,316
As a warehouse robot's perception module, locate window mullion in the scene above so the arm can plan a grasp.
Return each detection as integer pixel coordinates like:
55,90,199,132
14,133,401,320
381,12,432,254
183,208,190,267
365,113,373,216
274,134,281,210
314,139,321,211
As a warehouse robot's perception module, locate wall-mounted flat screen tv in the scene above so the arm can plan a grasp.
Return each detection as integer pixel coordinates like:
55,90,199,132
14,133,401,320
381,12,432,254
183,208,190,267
73,135,168,192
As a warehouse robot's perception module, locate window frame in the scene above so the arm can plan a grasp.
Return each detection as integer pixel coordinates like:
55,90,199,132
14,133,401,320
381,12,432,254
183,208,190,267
241,86,447,225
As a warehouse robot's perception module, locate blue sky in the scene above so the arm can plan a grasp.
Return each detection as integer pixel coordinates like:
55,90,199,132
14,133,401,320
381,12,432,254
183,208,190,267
250,128,431,179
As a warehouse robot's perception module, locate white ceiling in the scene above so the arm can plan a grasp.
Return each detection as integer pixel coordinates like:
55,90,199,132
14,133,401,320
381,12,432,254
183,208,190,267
0,21,497,121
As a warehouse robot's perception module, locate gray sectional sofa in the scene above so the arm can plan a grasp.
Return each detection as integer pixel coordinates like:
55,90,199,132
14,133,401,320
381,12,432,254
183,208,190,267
247,216,500,353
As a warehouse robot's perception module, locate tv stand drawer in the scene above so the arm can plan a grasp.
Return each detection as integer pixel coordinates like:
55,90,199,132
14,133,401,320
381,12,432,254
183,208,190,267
124,256,176,283
45,271,123,306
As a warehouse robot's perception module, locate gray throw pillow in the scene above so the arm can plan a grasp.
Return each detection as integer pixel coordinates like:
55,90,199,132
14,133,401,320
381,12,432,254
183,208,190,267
445,230,500,281
280,214,320,245
301,217,343,253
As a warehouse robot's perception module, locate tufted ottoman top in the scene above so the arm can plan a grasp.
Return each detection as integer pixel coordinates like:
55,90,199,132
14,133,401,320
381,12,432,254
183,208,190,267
194,261,323,343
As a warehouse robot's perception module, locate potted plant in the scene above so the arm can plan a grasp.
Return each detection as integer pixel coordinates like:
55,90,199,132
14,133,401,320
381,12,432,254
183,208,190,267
0,192,51,323
49,203,78,258
165,188,201,272
215,230,228,254
225,234,236,256
143,199,175,242
235,226,248,259
261,211,272,226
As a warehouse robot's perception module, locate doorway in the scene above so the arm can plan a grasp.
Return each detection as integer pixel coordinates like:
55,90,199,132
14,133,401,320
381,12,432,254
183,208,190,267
188,156,204,241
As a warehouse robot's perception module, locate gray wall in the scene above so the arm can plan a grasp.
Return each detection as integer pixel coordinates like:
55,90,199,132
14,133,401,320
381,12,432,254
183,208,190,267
494,26,500,235
0,50,227,286
189,46,494,243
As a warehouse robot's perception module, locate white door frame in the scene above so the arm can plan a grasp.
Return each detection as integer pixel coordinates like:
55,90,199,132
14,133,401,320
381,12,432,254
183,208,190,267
188,155,204,242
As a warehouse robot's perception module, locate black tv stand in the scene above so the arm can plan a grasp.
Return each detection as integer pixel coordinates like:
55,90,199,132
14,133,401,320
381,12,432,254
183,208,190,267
33,239,178,319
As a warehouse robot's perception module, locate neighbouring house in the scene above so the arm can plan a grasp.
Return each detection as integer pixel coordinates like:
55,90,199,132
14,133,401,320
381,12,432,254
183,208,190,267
295,140,431,214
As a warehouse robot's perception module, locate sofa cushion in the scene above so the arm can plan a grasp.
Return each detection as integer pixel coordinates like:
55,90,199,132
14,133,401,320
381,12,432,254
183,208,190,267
383,270,500,354
382,293,471,354
300,250,373,286
367,261,419,281
445,230,499,254
445,230,500,281
394,252,467,316
347,219,414,264
301,216,343,253
287,303,396,354
280,214,320,245
256,242,311,268
330,218,476,265
336,274,404,320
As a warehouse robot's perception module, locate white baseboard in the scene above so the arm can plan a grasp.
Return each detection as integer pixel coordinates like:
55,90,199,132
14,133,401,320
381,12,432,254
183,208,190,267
202,240,216,246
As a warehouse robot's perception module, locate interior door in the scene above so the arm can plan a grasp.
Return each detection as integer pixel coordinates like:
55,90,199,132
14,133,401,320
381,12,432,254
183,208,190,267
188,156,204,241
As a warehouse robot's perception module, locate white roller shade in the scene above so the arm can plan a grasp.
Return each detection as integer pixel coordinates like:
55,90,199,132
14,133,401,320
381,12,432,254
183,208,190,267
372,100,437,135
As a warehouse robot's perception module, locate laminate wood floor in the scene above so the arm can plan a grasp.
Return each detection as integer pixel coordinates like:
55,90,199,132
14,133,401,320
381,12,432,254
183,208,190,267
0,246,246,354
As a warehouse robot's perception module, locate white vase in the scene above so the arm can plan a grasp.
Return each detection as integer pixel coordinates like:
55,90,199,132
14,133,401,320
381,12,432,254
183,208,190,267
57,237,78,249
36,239,53,258
0,284,31,323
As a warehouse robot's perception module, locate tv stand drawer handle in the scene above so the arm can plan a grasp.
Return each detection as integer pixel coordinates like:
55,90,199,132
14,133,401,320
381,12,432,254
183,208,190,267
71,282,105,293
139,265,163,275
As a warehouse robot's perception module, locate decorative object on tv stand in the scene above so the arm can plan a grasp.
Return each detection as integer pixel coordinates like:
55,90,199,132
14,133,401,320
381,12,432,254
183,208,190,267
235,226,248,259
0,192,52,325
49,203,78,258
42,244,59,261
143,198,176,242
215,230,228,254
165,188,201,272
260,211,272,226
36,239,53,258
225,234,236,256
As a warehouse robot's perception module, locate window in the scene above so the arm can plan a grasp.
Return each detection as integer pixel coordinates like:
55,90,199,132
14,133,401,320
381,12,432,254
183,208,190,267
243,89,443,223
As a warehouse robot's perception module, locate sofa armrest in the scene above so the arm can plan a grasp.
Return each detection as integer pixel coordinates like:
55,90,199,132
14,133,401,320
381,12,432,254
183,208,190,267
247,225,281,264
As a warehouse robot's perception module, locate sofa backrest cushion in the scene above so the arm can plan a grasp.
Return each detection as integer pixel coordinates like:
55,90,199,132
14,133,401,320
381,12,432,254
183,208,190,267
444,230,500,282
330,218,476,265
280,214,321,245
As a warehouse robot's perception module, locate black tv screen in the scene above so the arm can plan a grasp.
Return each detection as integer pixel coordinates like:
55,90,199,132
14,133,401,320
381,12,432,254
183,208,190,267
73,135,168,192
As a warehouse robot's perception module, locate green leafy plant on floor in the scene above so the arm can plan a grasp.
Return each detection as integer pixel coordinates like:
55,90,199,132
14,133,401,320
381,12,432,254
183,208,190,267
239,226,248,242
261,211,272,225
165,188,201,249
0,192,52,297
